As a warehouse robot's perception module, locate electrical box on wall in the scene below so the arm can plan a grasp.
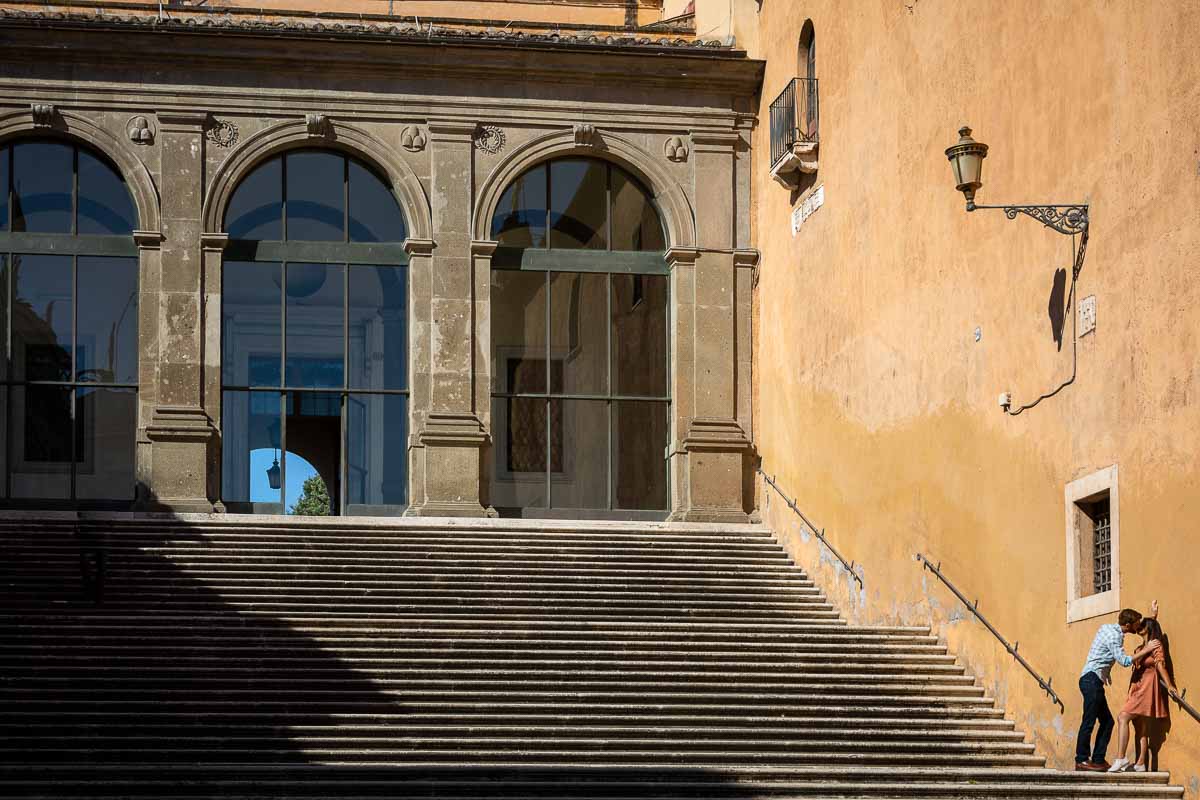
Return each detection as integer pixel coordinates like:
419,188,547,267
1079,295,1097,336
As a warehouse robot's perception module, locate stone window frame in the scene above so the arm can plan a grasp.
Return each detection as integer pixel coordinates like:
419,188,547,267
1065,465,1121,623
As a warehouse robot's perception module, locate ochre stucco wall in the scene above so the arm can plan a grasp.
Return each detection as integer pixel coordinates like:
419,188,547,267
747,0,1200,791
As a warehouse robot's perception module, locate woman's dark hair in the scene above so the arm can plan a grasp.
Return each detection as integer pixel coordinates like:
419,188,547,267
1142,618,1176,684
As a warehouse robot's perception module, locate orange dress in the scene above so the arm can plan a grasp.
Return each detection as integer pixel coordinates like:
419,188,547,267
1121,647,1170,719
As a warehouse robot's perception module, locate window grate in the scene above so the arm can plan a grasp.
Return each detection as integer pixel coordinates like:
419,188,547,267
1093,499,1112,594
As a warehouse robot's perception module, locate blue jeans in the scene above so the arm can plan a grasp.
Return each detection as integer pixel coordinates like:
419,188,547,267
1077,671,1114,764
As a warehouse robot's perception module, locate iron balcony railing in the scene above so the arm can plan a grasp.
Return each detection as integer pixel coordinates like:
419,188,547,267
769,77,819,169
915,553,1065,712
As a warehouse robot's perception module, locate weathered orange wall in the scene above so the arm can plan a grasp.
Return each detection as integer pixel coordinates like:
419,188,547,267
746,0,1200,792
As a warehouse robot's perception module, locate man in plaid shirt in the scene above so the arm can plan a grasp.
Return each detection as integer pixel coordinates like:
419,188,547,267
1075,602,1160,771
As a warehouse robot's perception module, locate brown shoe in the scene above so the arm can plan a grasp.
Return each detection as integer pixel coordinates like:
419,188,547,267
1075,761,1109,772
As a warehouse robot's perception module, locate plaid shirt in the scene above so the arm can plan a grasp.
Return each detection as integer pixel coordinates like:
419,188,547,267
1081,623,1132,683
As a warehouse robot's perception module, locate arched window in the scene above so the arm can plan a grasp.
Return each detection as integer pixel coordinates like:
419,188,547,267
798,20,818,139
220,149,409,515
489,158,670,518
799,19,816,82
0,139,139,503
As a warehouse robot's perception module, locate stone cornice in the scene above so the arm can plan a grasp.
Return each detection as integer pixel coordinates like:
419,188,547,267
470,240,500,258
132,230,164,250
403,238,436,257
0,15,763,95
664,247,701,267
200,232,229,252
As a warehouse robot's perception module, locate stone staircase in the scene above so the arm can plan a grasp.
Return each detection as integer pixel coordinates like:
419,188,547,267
0,514,1183,799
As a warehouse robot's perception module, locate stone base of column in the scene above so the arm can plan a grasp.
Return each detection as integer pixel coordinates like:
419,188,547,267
405,412,489,518
669,417,754,524
139,405,217,513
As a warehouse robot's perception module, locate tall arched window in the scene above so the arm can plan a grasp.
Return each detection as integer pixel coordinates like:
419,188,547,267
220,149,409,515
489,158,669,518
0,139,139,503
798,20,818,139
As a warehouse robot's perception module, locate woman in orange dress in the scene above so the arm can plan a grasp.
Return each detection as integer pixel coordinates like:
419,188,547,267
1109,618,1177,772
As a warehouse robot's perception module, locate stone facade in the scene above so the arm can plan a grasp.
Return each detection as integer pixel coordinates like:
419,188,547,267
0,4,762,521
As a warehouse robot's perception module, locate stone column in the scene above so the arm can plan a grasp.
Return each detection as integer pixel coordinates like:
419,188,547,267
142,111,217,512
669,131,754,523
405,120,487,516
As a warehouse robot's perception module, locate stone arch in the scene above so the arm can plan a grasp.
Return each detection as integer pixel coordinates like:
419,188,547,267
0,108,161,232
202,118,432,241
473,129,696,249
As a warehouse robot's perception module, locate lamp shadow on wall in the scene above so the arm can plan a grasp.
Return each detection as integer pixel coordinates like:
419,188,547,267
1047,267,1069,352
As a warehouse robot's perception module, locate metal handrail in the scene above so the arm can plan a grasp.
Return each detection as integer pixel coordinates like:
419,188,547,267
757,468,862,588
915,553,1065,713
1162,681,1200,724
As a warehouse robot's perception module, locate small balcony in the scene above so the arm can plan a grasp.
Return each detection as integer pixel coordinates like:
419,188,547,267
769,77,819,189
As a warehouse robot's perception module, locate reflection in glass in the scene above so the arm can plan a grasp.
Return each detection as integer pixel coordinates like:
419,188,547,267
611,273,668,397
551,399,608,510
224,156,282,240
612,400,669,510
348,161,405,243
77,150,136,235
222,261,282,387
1,146,8,231
0,255,7,381
551,272,606,395
284,391,341,514
491,396,548,510
285,263,343,389
610,168,665,252
12,142,73,234
491,270,548,393
286,151,344,242
12,254,73,382
492,163,547,248
0,388,6,498
221,390,283,508
550,159,606,250
11,385,72,500
77,257,138,385
74,387,136,500
346,393,407,508
349,265,407,391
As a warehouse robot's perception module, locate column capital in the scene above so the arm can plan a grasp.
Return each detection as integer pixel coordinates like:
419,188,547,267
427,120,479,142
733,248,760,268
470,239,500,258
690,131,740,152
681,417,753,453
133,230,165,250
200,232,229,252
664,246,701,267
404,237,436,257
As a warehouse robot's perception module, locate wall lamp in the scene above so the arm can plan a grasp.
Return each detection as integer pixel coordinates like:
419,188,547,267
945,127,1088,236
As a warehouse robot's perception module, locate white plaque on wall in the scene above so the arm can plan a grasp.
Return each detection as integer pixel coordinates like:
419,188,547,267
791,184,824,236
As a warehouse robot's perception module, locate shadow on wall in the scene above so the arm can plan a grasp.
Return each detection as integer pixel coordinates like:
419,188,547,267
0,520,778,798
1048,266,1068,352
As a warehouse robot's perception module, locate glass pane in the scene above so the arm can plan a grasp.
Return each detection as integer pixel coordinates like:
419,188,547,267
346,393,408,508
77,150,136,235
221,389,282,508
551,398,608,511
348,265,406,391
222,261,281,387
611,168,665,252
0,145,8,232
611,274,668,397
12,142,73,233
550,272,607,395
284,391,341,515
550,159,606,250
490,396,547,510
225,156,282,240
286,151,344,242
612,400,669,510
285,263,344,389
491,270,548,394
12,254,72,382
348,160,405,243
10,385,72,500
77,256,138,385
0,387,6,499
74,387,136,500
492,163,546,248
0,255,8,381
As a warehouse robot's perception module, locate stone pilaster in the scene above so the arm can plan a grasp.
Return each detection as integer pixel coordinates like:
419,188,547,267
669,131,754,523
141,111,217,512
406,121,488,517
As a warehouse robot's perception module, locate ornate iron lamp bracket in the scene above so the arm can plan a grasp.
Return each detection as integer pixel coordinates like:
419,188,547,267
967,202,1089,236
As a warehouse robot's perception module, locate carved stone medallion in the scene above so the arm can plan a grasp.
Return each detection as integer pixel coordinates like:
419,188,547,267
474,125,505,155
400,125,427,152
664,135,689,162
127,115,154,145
206,119,239,148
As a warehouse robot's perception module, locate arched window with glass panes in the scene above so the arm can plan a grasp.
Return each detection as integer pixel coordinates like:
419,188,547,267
489,157,669,518
0,139,140,504
220,149,409,516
